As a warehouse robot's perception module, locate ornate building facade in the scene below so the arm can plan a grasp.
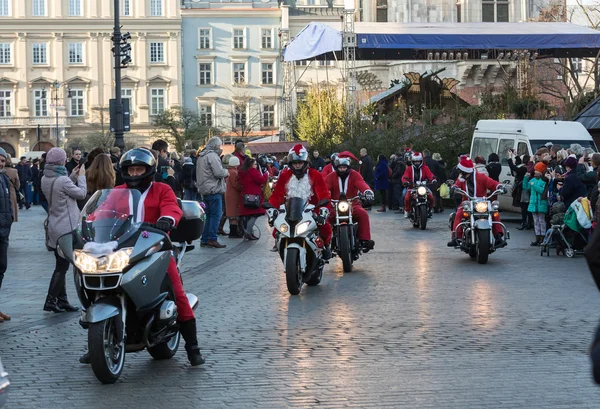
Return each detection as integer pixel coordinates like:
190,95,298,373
0,0,182,157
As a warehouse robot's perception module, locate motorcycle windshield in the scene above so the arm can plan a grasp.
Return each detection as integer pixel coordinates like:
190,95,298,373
285,197,307,223
78,189,142,246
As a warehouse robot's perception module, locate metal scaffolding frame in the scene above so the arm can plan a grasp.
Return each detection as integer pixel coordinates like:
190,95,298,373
280,28,293,141
342,7,357,120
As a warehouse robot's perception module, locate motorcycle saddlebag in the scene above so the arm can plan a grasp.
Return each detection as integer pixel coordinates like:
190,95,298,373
171,200,205,243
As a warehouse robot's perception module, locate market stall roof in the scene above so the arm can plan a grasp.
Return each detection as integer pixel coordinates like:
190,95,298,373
284,22,600,62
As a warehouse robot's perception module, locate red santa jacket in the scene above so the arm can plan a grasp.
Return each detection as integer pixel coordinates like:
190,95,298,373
402,165,436,185
269,167,330,208
322,163,334,177
325,170,370,201
454,172,502,201
89,183,182,226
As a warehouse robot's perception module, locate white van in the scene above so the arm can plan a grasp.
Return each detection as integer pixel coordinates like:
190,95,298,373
469,120,597,210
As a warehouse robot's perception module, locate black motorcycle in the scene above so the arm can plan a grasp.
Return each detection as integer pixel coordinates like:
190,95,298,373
404,181,433,230
331,194,362,272
56,189,204,384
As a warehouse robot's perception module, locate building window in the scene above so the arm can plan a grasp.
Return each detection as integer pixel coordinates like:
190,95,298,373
261,63,274,85
0,0,10,16
234,105,246,128
572,58,583,74
262,104,274,128
122,0,131,16
0,91,11,117
34,89,48,117
150,0,163,16
295,60,308,66
32,43,47,65
261,29,273,49
68,43,84,64
150,88,165,115
233,62,245,84
32,0,46,16
199,29,211,49
233,29,245,49
69,0,82,16
0,43,10,64
149,42,164,63
69,89,85,117
482,0,509,22
198,62,212,85
318,60,333,66
121,88,134,116
376,0,387,22
199,104,212,126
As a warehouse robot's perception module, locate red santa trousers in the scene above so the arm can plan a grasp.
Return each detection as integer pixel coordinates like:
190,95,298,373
167,257,195,322
452,209,503,238
404,191,435,212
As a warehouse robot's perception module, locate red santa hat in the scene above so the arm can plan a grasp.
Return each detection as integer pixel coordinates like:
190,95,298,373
457,156,474,173
412,152,423,162
337,151,359,161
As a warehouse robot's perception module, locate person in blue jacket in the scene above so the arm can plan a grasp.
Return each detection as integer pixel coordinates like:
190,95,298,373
374,154,390,212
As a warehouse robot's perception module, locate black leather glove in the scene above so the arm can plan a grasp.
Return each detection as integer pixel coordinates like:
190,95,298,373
155,217,173,233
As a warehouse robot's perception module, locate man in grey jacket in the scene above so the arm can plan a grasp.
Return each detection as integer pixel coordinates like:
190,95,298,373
0,147,14,322
197,136,228,248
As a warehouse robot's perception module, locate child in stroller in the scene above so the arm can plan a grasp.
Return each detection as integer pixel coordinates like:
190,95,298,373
540,200,591,257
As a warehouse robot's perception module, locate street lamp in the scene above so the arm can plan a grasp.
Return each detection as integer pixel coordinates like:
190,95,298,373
46,81,72,148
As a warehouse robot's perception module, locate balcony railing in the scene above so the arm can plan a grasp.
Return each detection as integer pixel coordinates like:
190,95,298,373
0,116,70,127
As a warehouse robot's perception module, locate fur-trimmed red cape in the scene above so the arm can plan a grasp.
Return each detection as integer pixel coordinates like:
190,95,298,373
269,168,331,208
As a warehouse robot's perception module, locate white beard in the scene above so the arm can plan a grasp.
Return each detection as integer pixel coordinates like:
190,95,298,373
286,174,313,202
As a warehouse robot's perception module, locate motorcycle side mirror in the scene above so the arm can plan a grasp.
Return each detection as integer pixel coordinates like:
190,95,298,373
317,199,330,207
446,180,454,186
502,180,511,185
262,202,274,209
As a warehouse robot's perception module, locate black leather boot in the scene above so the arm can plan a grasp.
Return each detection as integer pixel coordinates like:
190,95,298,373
179,318,205,366
57,272,79,312
43,271,66,313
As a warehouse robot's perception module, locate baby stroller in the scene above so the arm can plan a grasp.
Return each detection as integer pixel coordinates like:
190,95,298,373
540,201,590,258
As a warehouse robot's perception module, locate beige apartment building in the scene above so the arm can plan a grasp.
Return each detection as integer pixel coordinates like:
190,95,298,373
0,0,182,157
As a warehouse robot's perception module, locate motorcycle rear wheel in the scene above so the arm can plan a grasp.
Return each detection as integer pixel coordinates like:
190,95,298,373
285,248,303,295
89,317,125,384
338,225,353,273
476,229,490,264
148,282,181,360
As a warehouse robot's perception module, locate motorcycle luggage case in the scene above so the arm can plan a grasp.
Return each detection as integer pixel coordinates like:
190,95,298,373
171,200,205,243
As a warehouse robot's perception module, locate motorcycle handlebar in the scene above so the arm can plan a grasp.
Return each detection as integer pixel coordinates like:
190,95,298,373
453,187,505,201
331,195,362,203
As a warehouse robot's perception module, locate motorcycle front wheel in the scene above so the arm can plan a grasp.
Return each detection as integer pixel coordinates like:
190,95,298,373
285,248,303,295
419,206,428,230
476,229,490,264
89,317,125,384
338,225,353,272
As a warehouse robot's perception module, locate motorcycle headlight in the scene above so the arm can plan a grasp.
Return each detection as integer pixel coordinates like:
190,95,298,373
491,200,500,210
475,202,488,213
338,201,350,212
279,223,289,233
417,186,427,196
295,221,311,235
74,248,133,274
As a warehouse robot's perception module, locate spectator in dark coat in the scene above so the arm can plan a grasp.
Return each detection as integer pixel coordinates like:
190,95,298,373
16,157,32,209
65,148,82,174
424,150,446,213
560,156,588,209
508,153,533,230
374,154,390,212
0,147,14,322
577,152,600,197
31,159,40,205
390,154,406,212
311,150,325,171
486,153,502,182
359,148,374,187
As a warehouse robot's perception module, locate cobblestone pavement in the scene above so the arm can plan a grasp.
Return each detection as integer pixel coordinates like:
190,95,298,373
1,205,600,408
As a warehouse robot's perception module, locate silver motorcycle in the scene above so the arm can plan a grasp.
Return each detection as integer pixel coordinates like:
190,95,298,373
57,189,204,383
0,357,9,407
263,197,330,295
449,186,510,264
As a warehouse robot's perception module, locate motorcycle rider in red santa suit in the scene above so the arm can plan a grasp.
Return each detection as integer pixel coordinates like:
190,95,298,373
401,152,436,218
80,148,205,366
268,144,333,259
447,156,507,248
324,152,375,252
